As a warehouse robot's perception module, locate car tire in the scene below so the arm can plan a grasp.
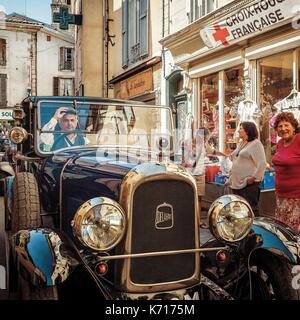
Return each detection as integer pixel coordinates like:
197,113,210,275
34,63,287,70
11,172,41,233
251,251,300,300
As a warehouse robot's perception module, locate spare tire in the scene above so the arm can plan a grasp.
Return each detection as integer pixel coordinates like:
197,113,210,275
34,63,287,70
251,250,300,300
11,172,41,233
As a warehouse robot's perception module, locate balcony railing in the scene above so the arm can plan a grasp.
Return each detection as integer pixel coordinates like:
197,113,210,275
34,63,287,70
60,60,73,71
130,43,141,64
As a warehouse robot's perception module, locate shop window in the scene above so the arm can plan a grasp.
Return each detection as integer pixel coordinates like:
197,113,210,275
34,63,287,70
200,73,218,148
188,0,217,23
0,39,6,66
122,0,148,68
259,51,293,160
53,77,74,96
224,65,244,150
59,47,74,71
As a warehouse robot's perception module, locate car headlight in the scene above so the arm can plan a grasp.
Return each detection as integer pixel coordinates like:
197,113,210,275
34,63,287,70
71,197,126,251
208,194,254,243
9,127,28,144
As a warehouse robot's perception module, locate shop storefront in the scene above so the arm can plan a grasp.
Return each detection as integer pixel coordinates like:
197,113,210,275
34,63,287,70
109,56,161,104
161,0,300,214
0,108,14,133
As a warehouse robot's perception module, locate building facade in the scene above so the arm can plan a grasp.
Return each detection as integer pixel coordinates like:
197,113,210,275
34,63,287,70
108,0,162,105
74,0,105,97
161,0,300,163
0,13,75,112
74,0,163,103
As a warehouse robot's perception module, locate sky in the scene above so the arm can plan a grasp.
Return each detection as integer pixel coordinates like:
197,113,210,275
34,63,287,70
0,0,52,24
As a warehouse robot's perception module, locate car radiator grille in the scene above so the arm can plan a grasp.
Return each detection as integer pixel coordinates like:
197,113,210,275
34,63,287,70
130,179,196,284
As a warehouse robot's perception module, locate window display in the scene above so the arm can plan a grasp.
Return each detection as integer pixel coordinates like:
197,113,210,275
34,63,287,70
259,51,293,161
200,73,218,149
224,66,243,151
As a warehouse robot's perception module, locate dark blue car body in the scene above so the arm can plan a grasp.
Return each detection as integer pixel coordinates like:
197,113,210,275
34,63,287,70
1,95,300,300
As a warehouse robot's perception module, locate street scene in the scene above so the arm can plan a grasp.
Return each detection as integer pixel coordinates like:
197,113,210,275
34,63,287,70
0,0,300,304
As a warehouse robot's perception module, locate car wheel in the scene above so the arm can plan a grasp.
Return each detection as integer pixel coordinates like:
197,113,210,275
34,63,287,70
11,172,41,233
250,251,300,300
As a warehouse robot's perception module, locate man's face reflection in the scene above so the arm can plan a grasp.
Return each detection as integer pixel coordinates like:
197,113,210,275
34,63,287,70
59,114,78,131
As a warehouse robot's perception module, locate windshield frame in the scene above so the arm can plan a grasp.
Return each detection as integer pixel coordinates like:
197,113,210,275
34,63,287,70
35,99,174,157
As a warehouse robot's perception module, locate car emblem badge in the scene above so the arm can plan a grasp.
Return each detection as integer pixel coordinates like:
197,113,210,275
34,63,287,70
155,202,174,230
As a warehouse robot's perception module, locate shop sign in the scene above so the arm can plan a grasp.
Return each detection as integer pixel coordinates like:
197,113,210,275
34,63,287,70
200,0,295,49
119,68,153,99
0,109,13,120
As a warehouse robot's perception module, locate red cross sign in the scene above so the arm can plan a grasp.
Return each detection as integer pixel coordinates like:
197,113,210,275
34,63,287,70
212,24,230,46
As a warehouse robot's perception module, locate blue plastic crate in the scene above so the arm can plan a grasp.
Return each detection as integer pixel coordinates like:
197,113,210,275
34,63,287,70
214,174,227,185
260,170,275,190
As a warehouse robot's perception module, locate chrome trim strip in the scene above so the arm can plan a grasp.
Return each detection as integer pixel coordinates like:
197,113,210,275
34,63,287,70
99,246,228,261
59,156,75,230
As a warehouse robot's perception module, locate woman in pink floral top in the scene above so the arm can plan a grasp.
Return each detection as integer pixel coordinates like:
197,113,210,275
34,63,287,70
272,112,300,233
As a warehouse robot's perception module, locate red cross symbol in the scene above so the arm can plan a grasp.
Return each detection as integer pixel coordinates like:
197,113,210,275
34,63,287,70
212,24,230,46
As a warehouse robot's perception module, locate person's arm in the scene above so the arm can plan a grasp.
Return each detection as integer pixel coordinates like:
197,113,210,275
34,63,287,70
206,143,229,157
40,117,58,146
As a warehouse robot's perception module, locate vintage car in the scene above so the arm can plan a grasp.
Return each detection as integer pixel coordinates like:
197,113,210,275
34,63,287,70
0,95,300,300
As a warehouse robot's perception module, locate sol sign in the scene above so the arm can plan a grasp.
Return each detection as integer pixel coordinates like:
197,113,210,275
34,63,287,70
0,109,13,120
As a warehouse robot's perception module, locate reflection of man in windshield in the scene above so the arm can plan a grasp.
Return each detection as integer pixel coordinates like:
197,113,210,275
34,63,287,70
40,107,88,151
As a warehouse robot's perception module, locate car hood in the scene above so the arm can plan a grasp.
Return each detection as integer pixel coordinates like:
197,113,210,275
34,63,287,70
41,146,159,211
52,146,152,175
41,146,166,235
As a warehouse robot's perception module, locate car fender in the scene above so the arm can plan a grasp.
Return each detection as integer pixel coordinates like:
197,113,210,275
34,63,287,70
11,228,79,287
251,217,300,264
0,228,9,299
0,162,15,177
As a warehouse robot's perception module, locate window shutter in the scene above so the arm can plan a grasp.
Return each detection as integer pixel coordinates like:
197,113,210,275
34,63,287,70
71,48,74,71
0,74,7,107
122,0,128,68
201,0,206,16
187,0,192,23
59,47,64,70
0,39,6,66
53,77,59,96
139,0,148,56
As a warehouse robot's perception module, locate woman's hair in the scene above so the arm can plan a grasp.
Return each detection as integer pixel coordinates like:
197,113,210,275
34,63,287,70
240,121,258,141
273,112,300,133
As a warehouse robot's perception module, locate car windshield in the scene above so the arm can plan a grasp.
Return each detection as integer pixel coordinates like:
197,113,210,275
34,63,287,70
37,101,173,154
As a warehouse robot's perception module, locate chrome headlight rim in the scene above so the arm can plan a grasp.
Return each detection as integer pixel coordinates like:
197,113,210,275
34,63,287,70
12,108,26,120
9,127,28,144
72,197,126,252
208,194,254,243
